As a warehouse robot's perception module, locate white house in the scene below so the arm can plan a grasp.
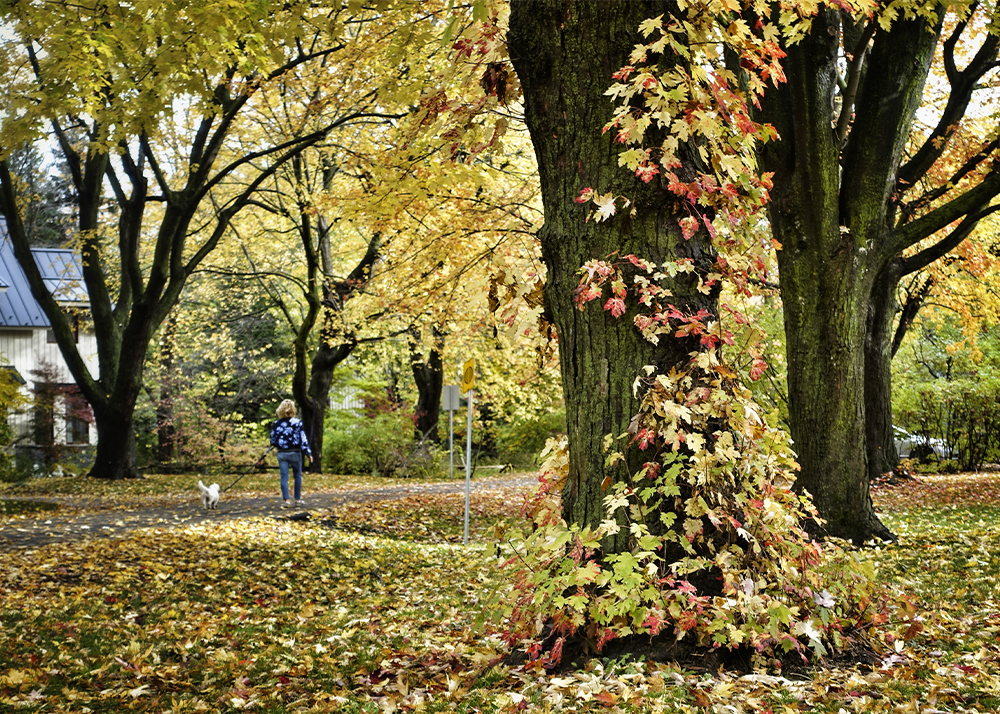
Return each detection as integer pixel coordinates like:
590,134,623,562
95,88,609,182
0,218,98,450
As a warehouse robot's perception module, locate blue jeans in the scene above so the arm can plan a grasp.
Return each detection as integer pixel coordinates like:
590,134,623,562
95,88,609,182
277,451,303,500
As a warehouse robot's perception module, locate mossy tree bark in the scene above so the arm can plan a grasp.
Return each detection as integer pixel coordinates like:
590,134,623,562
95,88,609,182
757,10,938,541
508,0,716,548
758,9,1000,540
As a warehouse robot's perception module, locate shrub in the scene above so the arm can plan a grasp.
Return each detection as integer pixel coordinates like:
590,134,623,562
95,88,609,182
494,408,566,466
0,457,32,484
324,407,446,478
0,368,26,482
498,385,889,668
896,377,1000,471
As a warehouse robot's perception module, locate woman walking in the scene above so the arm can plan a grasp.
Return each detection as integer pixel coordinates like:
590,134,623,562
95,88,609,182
270,399,313,507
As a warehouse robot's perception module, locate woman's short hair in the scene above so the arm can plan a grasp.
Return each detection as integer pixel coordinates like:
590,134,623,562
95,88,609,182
277,399,297,419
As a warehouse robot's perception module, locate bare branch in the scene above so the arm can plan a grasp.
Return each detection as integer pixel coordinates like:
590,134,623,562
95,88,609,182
836,21,877,147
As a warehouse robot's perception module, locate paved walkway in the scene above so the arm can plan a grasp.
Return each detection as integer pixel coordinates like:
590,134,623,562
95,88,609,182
0,475,538,550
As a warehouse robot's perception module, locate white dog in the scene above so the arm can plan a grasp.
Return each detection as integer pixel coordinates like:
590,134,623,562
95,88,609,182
198,480,220,510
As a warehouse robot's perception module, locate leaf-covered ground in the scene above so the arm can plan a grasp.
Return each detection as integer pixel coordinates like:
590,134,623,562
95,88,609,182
1,471,999,712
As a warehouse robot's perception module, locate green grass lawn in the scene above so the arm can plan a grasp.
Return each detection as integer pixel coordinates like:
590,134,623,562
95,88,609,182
1,471,999,712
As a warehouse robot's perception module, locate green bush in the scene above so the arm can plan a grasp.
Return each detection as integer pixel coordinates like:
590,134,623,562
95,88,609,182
893,315,1000,471
324,408,446,478
0,368,25,483
493,408,566,467
0,457,32,484
896,378,1000,471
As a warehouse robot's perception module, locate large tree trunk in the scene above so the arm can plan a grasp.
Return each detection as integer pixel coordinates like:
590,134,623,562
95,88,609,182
89,399,141,480
85,315,151,479
509,0,717,548
758,9,942,541
759,9,886,542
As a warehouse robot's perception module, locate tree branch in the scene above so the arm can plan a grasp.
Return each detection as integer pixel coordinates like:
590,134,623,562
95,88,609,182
836,20,877,147
900,203,1000,277
898,11,1000,189
887,167,1000,257
901,138,1000,222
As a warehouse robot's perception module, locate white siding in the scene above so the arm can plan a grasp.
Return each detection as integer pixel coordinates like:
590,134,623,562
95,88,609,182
330,386,364,411
0,327,99,445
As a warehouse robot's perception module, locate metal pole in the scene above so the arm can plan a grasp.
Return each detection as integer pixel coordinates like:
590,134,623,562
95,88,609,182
463,388,474,545
449,408,454,479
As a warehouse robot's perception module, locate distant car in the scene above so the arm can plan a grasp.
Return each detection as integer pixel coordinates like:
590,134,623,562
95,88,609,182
893,426,948,459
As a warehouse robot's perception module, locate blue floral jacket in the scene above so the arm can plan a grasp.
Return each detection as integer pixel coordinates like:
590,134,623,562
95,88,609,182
270,417,313,456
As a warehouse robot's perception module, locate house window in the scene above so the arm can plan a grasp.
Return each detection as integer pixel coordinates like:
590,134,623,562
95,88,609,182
66,415,89,445
31,382,92,446
46,317,79,344
64,387,92,446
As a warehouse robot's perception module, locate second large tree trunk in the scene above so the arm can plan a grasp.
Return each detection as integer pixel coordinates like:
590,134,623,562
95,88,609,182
865,262,905,482
757,8,940,542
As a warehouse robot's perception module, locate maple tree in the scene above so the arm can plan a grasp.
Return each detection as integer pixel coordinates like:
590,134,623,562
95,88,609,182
508,0,722,543
500,0,886,665
214,145,389,473
205,0,542,470
0,0,434,479
212,4,437,471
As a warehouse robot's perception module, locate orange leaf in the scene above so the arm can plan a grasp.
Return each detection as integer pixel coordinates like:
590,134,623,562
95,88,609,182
593,690,617,706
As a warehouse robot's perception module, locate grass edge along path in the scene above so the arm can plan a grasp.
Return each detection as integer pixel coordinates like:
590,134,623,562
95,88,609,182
0,473,538,549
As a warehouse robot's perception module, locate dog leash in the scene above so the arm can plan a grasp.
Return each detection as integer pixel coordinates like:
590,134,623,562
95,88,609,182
221,445,274,493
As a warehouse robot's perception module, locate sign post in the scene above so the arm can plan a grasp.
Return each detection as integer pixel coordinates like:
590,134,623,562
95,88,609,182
442,385,461,479
461,358,475,545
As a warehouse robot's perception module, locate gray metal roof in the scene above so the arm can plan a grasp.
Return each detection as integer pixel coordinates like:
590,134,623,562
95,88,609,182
32,247,88,304
0,219,90,328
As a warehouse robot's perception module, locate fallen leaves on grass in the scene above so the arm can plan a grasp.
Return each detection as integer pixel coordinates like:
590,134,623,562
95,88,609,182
1,472,999,712
0,517,506,712
872,472,1000,513
317,488,524,543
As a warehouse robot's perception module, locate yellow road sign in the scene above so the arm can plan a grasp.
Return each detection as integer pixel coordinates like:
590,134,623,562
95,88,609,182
461,358,475,394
